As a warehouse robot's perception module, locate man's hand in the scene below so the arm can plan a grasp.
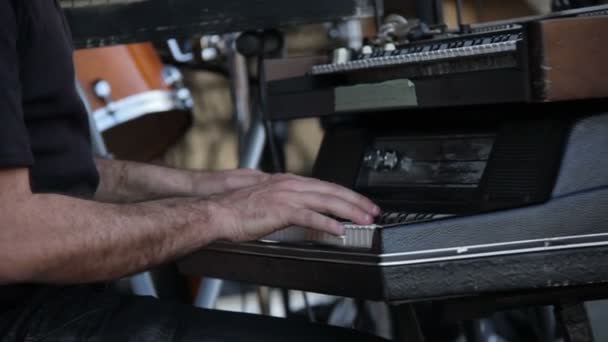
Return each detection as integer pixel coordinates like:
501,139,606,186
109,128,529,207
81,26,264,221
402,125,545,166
193,168,270,197
210,174,380,242
0,169,378,284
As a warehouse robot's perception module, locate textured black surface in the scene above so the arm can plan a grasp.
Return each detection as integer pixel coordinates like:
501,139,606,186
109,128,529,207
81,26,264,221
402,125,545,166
377,114,607,253
556,303,596,342
383,246,608,302
553,114,608,197
478,120,567,211
379,186,608,253
60,0,376,48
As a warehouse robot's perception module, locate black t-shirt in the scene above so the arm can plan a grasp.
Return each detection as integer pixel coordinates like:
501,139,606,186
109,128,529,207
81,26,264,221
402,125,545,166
1,0,99,195
1,0,100,304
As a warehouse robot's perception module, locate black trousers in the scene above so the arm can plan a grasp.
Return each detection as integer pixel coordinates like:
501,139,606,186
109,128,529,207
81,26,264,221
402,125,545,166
0,286,387,341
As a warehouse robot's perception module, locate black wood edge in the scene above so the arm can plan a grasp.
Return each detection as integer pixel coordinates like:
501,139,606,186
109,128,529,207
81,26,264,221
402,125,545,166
61,0,376,48
267,68,528,121
178,244,608,303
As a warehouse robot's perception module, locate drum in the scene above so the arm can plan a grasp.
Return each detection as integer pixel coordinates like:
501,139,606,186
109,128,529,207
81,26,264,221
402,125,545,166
74,42,193,162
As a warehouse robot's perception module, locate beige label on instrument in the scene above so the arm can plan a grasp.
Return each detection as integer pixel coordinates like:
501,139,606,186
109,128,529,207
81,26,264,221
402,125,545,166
334,79,418,112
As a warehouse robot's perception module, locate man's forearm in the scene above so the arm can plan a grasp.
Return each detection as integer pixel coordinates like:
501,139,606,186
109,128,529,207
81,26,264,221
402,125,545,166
95,158,268,203
0,170,225,284
95,158,203,203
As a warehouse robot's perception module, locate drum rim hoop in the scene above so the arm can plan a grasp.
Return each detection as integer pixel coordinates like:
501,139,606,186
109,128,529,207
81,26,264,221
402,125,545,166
93,89,192,132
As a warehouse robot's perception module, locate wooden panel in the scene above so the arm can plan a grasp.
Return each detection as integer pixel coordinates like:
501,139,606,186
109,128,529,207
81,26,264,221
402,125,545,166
532,16,608,102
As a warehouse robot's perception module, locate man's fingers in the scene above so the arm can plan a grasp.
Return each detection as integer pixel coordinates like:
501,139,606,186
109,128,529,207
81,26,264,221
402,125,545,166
277,177,379,216
289,192,373,225
290,209,345,236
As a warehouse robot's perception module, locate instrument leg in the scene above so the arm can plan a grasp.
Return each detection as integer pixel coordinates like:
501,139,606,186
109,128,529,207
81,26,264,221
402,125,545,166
391,304,426,342
257,286,272,315
555,302,596,342
194,278,224,309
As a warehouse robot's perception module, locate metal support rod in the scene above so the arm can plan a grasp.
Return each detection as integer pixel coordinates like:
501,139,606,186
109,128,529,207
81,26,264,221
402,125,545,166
456,0,464,28
77,82,110,157
228,37,252,156
257,287,272,315
372,0,383,31
341,19,364,51
257,54,283,172
194,278,224,309
414,0,444,27
239,117,267,169
129,272,159,298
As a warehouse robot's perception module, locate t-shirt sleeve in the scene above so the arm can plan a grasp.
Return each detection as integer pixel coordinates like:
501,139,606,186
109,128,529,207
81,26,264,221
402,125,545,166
0,1,34,167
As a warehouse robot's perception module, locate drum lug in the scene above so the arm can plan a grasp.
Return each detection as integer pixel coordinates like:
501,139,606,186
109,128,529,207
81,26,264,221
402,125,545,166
176,88,194,109
162,65,184,88
162,66,193,109
92,79,118,114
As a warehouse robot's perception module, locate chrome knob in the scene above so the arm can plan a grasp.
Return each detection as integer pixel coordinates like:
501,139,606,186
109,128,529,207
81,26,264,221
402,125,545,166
361,45,373,56
384,43,397,52
332,48,351,64
363,149,383,171
200,35,224,62
399,157,414,173
382,150,399,170
201,47,219,61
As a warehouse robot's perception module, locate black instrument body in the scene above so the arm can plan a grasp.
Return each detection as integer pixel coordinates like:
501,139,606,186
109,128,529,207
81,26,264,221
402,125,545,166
267,5,608,120
60,0,377,48
180,111,608,301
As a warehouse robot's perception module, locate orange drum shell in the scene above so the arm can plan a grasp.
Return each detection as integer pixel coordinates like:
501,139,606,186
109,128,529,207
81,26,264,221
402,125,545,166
74,43,168,111
74,43,192,162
